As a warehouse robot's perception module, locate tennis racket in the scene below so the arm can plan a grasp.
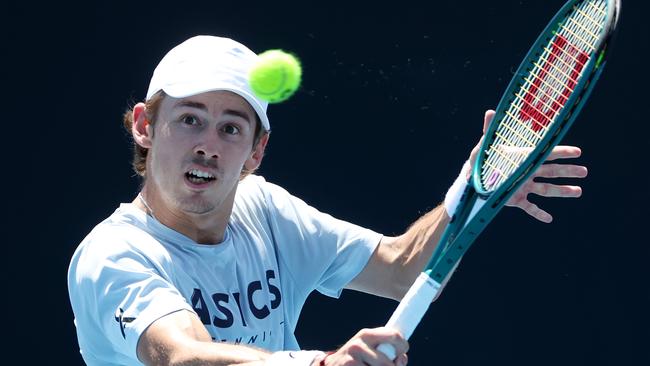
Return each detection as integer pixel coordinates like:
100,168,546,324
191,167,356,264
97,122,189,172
378,0,621,359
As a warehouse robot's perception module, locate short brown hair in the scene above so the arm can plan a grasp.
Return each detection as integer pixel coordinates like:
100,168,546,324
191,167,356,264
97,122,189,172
123,90,267,179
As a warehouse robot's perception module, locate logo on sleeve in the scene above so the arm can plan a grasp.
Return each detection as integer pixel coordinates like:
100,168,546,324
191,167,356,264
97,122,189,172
114,308,136,339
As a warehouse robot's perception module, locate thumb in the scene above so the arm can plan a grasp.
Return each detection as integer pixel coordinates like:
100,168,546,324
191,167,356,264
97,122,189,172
483,109,495,133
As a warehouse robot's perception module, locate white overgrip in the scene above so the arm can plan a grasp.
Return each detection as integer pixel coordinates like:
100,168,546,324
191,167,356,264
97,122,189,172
377,272,441,360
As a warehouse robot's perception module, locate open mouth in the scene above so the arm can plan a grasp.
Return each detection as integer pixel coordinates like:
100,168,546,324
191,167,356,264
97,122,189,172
185,169,216,184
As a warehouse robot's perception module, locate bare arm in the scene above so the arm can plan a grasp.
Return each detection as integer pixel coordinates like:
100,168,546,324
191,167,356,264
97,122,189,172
347,206,449,301
137,310,408,366
136,310,270,366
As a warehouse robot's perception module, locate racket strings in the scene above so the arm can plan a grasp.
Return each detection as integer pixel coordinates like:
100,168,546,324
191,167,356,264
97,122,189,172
481,0,607,192
561,1,607,53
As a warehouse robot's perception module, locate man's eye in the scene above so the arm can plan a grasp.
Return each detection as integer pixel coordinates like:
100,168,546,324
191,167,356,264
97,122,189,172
223,124,241,135
181,115,199,125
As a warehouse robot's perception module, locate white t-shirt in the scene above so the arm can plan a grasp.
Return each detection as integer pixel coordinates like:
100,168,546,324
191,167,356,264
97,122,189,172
67,175,382,365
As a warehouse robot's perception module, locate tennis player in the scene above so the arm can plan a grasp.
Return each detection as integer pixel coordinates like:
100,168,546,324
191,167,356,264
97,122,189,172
67,35,587,366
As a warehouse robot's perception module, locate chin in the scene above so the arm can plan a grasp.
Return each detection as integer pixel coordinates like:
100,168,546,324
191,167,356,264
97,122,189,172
176,179,237,215
181,199,217,215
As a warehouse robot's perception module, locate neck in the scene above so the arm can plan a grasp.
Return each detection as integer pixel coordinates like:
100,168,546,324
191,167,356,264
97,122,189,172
134,185,235,244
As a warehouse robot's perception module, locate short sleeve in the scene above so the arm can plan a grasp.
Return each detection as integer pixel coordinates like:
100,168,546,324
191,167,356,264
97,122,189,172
67,226,194,364
256,179,383,298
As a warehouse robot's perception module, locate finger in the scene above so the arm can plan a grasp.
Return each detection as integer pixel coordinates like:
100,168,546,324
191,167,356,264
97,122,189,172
483,109,495,133
357,346,388,366
545,145,582,161
529,183,583,198
469,135,484,173
517,201,553,223
369,348,398,366
349,341,394,366
360,328,409,355
533,164,588,179
396,353,408,366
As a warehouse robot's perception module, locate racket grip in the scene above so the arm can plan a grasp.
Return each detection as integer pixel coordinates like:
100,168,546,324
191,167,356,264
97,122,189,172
377,272,441,360
376,343,397,361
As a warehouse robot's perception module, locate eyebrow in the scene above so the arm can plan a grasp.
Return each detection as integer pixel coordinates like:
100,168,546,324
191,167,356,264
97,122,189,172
173,100,253,124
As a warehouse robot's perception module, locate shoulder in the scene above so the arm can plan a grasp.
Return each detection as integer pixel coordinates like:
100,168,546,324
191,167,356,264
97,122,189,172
68,206,170,282
236,174,268,202
236,174,291,200
234,174,296,215
237,174,314,211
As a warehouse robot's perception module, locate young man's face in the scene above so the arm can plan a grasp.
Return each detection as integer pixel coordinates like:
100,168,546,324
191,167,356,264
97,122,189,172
145,90,262,216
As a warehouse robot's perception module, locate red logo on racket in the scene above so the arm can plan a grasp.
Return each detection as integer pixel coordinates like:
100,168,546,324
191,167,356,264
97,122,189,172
519,35,589,132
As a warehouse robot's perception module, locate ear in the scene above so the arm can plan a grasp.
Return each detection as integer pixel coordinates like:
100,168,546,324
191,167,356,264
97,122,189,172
244,133,270,172
132,103,153,148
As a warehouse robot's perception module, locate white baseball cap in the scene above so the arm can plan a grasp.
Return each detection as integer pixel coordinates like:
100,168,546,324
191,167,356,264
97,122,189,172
146,35,270,131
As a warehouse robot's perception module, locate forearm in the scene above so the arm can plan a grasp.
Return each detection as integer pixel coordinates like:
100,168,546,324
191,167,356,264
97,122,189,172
162,341,269,366
137,310,271,366
390,204,450,297
348,204,451,301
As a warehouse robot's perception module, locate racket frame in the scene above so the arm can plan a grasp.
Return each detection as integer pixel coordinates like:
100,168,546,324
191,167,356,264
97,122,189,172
426,0,619,282
378,0,620,360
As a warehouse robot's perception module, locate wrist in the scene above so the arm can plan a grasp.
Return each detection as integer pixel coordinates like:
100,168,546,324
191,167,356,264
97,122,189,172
444,160,471,217
265,350,325,366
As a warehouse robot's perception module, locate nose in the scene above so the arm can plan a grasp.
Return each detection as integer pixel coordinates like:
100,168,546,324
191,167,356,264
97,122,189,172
194,130,221,159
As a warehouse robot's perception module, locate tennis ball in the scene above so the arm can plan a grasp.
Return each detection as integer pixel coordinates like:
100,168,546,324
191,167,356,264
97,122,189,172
249,49,302,103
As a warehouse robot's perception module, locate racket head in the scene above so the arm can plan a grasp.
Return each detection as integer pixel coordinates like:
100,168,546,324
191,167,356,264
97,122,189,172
472,0,620,200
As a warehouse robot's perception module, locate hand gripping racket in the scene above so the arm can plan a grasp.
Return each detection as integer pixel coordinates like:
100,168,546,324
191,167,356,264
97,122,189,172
378,0,621,359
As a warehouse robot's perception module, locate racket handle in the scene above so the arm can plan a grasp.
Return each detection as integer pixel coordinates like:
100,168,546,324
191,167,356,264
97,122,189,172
377,272,441,360
376,343,397,361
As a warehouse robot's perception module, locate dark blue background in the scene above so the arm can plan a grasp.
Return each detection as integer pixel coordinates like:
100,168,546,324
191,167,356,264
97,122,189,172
8,0,648,365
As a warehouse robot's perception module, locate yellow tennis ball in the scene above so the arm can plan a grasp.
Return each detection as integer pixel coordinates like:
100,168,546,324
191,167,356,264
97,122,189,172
249,49,302,103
